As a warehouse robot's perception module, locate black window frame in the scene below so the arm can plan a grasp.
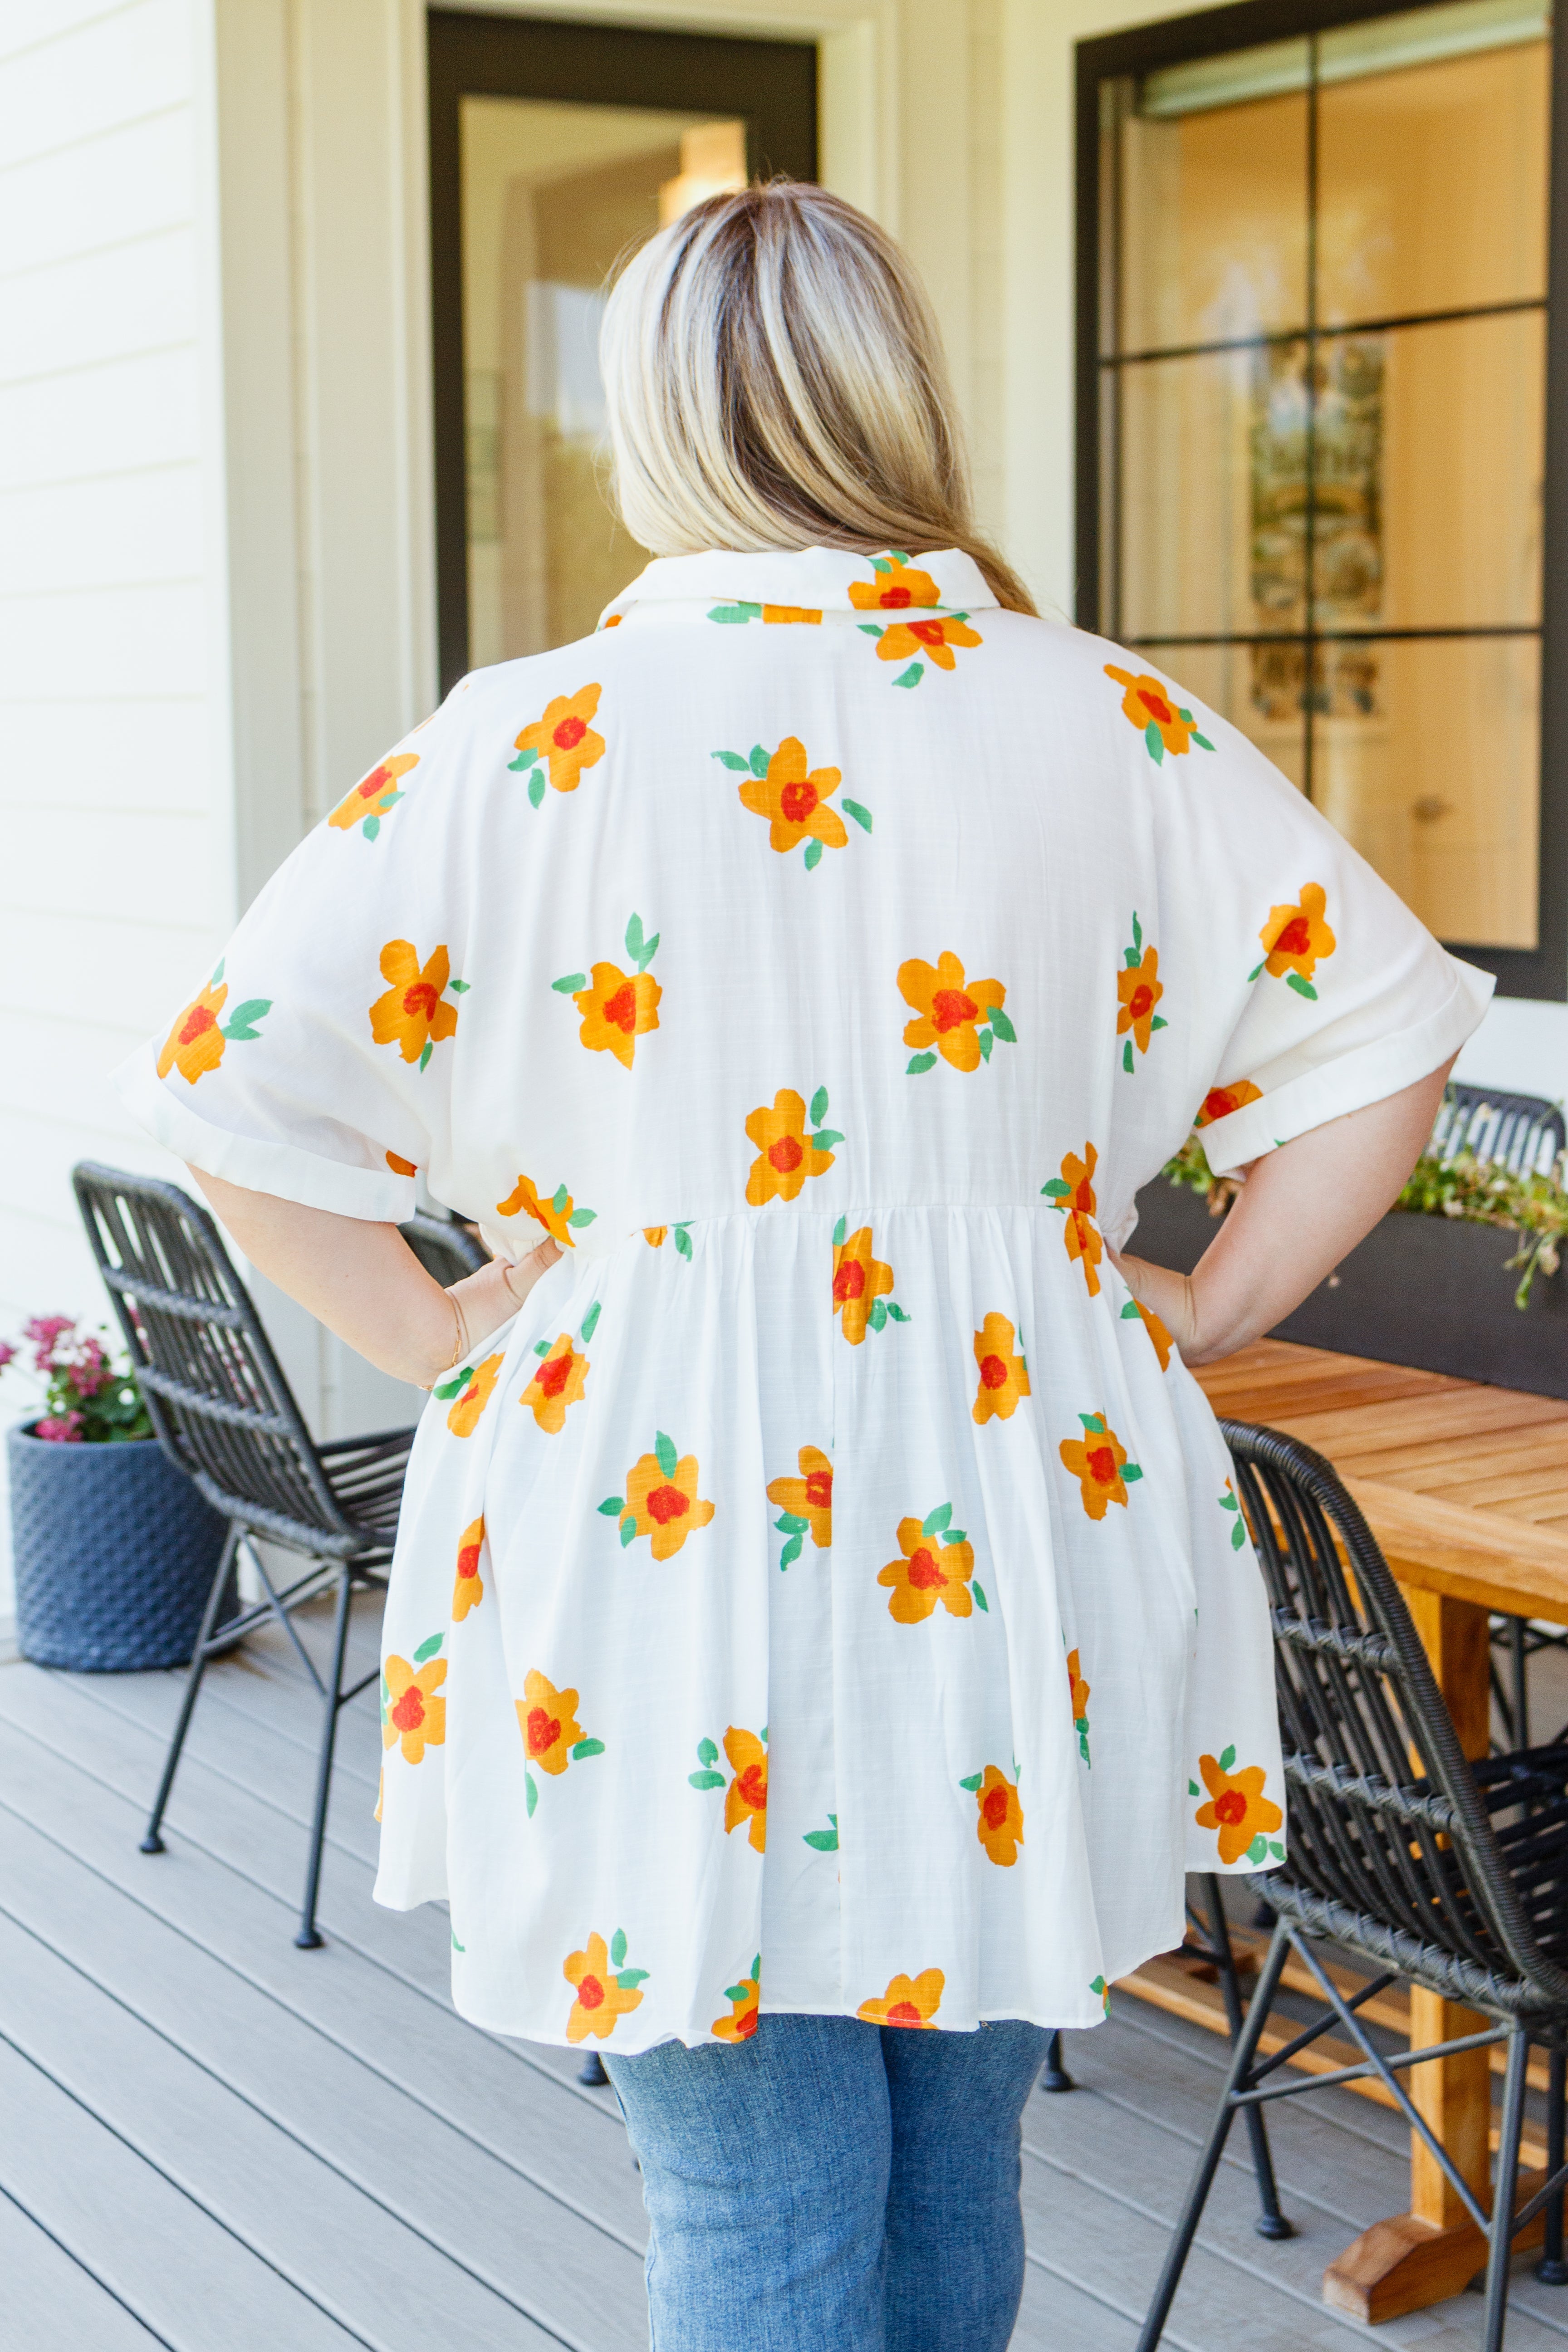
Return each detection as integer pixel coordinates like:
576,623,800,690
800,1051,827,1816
427,9,818,698
1075,0,1568,1000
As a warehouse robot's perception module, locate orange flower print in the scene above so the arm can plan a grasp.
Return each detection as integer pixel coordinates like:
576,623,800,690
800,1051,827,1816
1117,912,1167,1073
451,1516,485,1621
510,684,604,804
602,1431,715,1559
564,1929,647,2043
745,1086,839,1205
1105,663,1215,765
1192,1748,1284,1866
713,737,868,869
713,1956,762,2042
722,1727,769,1852
972,1312,1030,1425
1042,1145,1103,1297
768,1445,833,1564
385,1150,418,1176
157,965,271,1086
961,1764,1024,1867
1196,1080,1262,1128
434,1352,503,1437
495,1171,597,1247
848,553,941,612
1120,1297,1174,1372
368,941,465,1070
706,600,822,625
521,1333,589,1434
328,750,418,839
878,1504,985,1622
858,1968,945,2028
898,951,1013,1073
556,913,660,1068
516,1667,603,1813
1059,1412,1143,1520
1250,883,1336,1000
643,1222,694,1259
1068,1648,1092,1764
832,1218,904,1343
382,1637,446,1764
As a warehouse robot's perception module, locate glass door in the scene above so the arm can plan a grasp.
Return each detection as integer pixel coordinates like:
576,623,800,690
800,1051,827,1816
429,16,818,691
1081,0,1559,988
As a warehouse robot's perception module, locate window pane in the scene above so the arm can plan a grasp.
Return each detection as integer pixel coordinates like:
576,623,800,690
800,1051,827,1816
1119,342,1311,640
1311,636,1539,947
1317,29,1548,323
460,98,745,665
1366,309,1545,630
1117,74,1309,353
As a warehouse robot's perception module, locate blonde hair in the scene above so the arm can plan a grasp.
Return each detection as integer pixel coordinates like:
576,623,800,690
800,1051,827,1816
599,182,1036,616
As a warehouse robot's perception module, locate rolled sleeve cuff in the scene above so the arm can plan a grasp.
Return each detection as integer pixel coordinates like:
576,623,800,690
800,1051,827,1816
113,1047,417,1223
1199,958,1495,1177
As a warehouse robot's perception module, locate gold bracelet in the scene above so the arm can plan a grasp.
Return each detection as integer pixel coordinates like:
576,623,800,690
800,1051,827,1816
418,1286,469,1392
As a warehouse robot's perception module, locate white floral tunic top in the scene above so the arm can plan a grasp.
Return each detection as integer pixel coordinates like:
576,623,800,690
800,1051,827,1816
118,547,1491,2051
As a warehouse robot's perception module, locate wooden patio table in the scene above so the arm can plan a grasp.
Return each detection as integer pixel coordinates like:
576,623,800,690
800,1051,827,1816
1189,1337,1568,2325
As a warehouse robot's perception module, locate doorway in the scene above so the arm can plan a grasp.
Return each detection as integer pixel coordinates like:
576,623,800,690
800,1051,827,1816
428,12,818,693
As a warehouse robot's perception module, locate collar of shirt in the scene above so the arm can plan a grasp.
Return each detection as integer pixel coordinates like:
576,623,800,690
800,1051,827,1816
597,544,997,630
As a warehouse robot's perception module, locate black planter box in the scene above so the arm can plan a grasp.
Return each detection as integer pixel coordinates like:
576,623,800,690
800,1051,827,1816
1131,1181,1568,1401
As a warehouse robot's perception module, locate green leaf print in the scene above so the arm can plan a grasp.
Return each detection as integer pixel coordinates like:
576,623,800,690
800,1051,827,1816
1189,1779,1201,1796
1247,1835,1269,1865
1144,722,1164,765
525,1770,538,1817
1286,972,1318,1000
885,1302,911,1322
921,1503,953,1538
363,816,381,839
598,1496,625,1516
1122,1040,1135,1075
779,1534,803,1569
434,1367,471,1402
1041,1178,1072,1200
1122,1463,1143,1484
1150,1015,1167,1031
712,749,752,770
674,1225,693,1259
570,1738,605,1760
1131,911,1142,955
528,770,546,809
842,799,873,832
1230,1518,1247,1550
868,1298,887,1333
906,1051,937,1075
775,1512,809,1536
973,1582,990,1612
553,973,586,994
1219,1744,1237,1773
655,1430,678,1477
568,1208,597,1229
749,744,770,778
551,1183,569,1213
616,1969,650,1989
451,1930,465,1951
449,980,470,994
1268,1841,1285,1861
1121,1300,1142,1320
579,1302,601,1343
809,1086,829,1127
534,1339,552,1357
418,1041,433,1072
832,1215,847,1247
1246,960,1266,983
689,1769,725,1790
610,1928,627,1970
946,1528,967,1546
857,622,883,639
958,1772,983,1793
803,1816,839,1851
508,746,539,771
625,913,658,970
707,602,762,624
811,1129,843,1151
804,839,823,871
412,1631,444,1664
619,1518,637,1548
893,663,923,689
978,1028,994,1062
1092,1975,1110,2016
697,1738,719,1767
1079,1413,1107,1433
988,1006,1017,1045
221,1000,271,1041
1191,730,1215,752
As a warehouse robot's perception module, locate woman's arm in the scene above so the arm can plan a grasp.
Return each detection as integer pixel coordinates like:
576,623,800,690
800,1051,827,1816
1113,1058,1455,1367
187,1168,562,1389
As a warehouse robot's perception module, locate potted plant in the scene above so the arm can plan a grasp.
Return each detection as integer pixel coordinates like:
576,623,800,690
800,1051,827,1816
3,1315,227,1669
1132,1130,1568,1399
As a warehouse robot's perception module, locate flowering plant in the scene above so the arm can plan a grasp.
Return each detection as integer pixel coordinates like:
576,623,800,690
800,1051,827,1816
0,1315,152,1443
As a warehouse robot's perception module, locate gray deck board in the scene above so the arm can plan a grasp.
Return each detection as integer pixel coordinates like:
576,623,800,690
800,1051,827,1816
8,1599,1568,2348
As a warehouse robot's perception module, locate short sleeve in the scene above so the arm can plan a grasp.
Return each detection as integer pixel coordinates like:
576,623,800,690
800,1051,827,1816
1132,671,1494,1178
114,708,471,1221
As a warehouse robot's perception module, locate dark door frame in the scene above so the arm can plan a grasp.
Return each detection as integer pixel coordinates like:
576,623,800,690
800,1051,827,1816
1075,0,1568,999
427,9,818,696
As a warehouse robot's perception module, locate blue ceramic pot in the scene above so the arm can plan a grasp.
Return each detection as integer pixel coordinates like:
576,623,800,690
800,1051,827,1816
7,1421,228,1670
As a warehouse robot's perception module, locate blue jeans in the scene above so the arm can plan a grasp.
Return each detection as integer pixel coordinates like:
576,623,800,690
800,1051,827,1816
604,2013,1050,2351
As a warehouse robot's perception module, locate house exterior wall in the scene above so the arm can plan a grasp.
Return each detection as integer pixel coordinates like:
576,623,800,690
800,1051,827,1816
0,0,1553,1614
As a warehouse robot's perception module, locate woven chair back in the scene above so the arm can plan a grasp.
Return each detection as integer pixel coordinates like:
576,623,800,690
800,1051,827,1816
73,1163,362,1553
1222,1420,1568,2014
397,1210,489,1285
1431,1081,1565,1176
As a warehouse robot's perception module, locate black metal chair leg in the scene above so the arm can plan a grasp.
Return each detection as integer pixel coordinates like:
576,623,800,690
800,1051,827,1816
1040,2029,1074,2092
1200,1875,1292,2239
1137,1922,1292,2352
295,1563,353,1950
1540,2047,1568,2284
140,1522,241,1855
1512,1616,1531,1752
1482,2026,1531,2352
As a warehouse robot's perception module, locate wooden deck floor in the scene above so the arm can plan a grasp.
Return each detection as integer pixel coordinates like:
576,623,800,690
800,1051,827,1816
6,1594,1568,2351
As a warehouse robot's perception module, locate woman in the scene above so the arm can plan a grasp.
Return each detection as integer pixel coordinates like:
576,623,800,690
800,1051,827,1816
118,184,1489,2348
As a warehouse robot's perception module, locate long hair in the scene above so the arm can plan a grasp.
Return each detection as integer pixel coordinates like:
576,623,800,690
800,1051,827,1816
598,182,1036,615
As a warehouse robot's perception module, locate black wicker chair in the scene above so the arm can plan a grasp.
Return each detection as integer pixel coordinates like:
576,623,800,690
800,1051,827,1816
71,1163,466,1949
1139,1422,1568,2352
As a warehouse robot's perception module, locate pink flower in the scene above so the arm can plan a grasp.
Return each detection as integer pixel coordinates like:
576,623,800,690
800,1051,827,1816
24,1314,77,1369
0,1341,15,1370
35,1413,84,1443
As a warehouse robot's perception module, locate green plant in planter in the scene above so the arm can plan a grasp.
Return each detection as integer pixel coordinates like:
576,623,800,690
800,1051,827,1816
1160,1132,1568,1309
0,1314,151,1441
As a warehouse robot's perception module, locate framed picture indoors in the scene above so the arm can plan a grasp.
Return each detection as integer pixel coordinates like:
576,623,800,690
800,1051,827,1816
1076,0,1568,997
